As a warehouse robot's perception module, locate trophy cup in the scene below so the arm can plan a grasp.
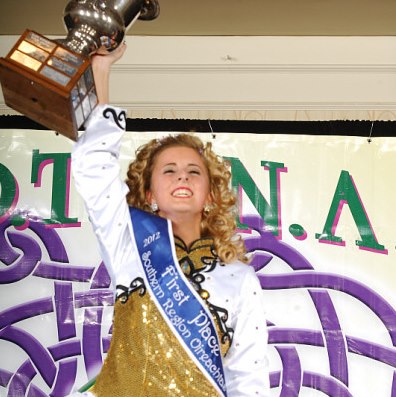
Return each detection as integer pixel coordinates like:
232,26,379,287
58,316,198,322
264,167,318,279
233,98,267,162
0,0,160,140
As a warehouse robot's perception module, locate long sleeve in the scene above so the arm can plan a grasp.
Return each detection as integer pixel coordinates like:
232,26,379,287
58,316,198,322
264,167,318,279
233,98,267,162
223,267,270,397
72,105,140,290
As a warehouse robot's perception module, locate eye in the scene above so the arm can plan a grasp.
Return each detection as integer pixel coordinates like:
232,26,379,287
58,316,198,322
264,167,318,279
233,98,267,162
189,169,201,175
163,168,175,174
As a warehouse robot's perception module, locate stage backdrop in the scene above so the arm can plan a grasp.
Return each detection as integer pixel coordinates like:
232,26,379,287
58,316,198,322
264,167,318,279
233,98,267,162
1,129,396,397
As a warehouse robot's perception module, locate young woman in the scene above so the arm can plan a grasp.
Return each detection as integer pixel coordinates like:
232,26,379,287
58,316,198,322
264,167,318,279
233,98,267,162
70,43,270,396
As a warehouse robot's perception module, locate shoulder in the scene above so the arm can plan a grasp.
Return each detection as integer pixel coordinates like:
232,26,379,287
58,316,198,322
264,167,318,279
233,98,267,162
215,260,257,281
209,260,260,295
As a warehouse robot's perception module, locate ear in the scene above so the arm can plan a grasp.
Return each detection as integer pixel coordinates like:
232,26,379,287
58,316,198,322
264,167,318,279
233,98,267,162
146,190,153,204
203,193,214,214
205,192,214,206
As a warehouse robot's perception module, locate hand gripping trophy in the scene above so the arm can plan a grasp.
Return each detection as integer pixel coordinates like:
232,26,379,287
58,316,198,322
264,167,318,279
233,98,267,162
0,0,160,140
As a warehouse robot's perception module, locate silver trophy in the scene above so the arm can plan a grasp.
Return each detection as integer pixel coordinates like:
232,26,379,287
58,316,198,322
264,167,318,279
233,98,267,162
0,0,160,140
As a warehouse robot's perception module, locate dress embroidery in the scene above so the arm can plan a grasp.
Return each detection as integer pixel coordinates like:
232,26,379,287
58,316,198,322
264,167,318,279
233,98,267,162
175,236,234,356
102,107,126,129
116,277,146,303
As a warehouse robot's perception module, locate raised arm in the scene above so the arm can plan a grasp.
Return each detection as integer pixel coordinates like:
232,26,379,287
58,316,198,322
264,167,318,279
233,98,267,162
92,42,127,104
72,43,140,290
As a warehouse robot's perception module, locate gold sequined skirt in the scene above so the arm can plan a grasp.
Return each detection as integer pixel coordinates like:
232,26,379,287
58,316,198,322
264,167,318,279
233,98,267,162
90,292,221,397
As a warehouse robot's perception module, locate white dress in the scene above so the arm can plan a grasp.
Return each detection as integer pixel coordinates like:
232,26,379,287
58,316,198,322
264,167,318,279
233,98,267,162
70,105,270,397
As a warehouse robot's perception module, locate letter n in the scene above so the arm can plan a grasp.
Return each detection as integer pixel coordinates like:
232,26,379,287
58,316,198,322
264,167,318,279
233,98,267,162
225,157,286,239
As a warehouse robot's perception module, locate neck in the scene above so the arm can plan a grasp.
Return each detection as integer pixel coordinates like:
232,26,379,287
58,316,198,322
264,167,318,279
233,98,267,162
168,214,202,248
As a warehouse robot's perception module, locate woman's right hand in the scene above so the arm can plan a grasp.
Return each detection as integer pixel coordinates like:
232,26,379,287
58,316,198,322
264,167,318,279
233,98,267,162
91,42,127,72
91,42,127,104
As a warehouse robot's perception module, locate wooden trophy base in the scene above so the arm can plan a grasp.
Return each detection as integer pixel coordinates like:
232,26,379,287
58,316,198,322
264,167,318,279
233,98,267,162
0,30,98,141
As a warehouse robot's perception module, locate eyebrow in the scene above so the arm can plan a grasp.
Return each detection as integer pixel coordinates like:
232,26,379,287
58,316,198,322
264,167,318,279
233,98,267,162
163,162,202,168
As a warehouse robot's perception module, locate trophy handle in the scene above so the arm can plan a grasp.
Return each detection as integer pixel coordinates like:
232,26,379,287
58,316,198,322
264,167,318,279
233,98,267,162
107,0,160,24
138,0,160,20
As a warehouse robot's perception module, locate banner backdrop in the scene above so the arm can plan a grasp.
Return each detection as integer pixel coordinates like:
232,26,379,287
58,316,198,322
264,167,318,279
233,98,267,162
1,129,396,397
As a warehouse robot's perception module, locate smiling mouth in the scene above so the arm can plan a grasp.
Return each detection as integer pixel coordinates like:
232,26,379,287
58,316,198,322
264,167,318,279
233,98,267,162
172,188,192,197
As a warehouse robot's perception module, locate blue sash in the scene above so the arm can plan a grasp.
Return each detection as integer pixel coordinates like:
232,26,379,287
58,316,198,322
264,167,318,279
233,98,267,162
129,207,227,396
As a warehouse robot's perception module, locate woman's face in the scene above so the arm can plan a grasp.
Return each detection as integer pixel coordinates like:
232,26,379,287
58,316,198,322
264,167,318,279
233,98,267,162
147,146,211,220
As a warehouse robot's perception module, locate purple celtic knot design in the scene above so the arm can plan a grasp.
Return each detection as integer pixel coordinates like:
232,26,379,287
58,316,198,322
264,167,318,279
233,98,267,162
0,218,114,396
1,214,396,396
243,214,396,396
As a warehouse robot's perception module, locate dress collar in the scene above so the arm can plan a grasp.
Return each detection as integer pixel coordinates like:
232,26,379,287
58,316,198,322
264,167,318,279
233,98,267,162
174,236,217,275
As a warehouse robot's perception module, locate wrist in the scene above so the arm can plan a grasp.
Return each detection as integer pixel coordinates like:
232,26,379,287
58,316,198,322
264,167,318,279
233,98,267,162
92,67,110,104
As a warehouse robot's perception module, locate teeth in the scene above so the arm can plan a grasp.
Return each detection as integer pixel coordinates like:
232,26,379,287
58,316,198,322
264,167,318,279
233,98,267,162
173,188,192,197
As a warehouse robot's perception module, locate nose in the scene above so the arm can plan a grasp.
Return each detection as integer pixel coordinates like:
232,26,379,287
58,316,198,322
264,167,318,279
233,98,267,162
178,172,188,181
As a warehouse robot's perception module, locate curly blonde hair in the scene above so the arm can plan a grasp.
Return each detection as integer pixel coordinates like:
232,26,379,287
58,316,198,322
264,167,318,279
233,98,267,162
125,133,247,264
